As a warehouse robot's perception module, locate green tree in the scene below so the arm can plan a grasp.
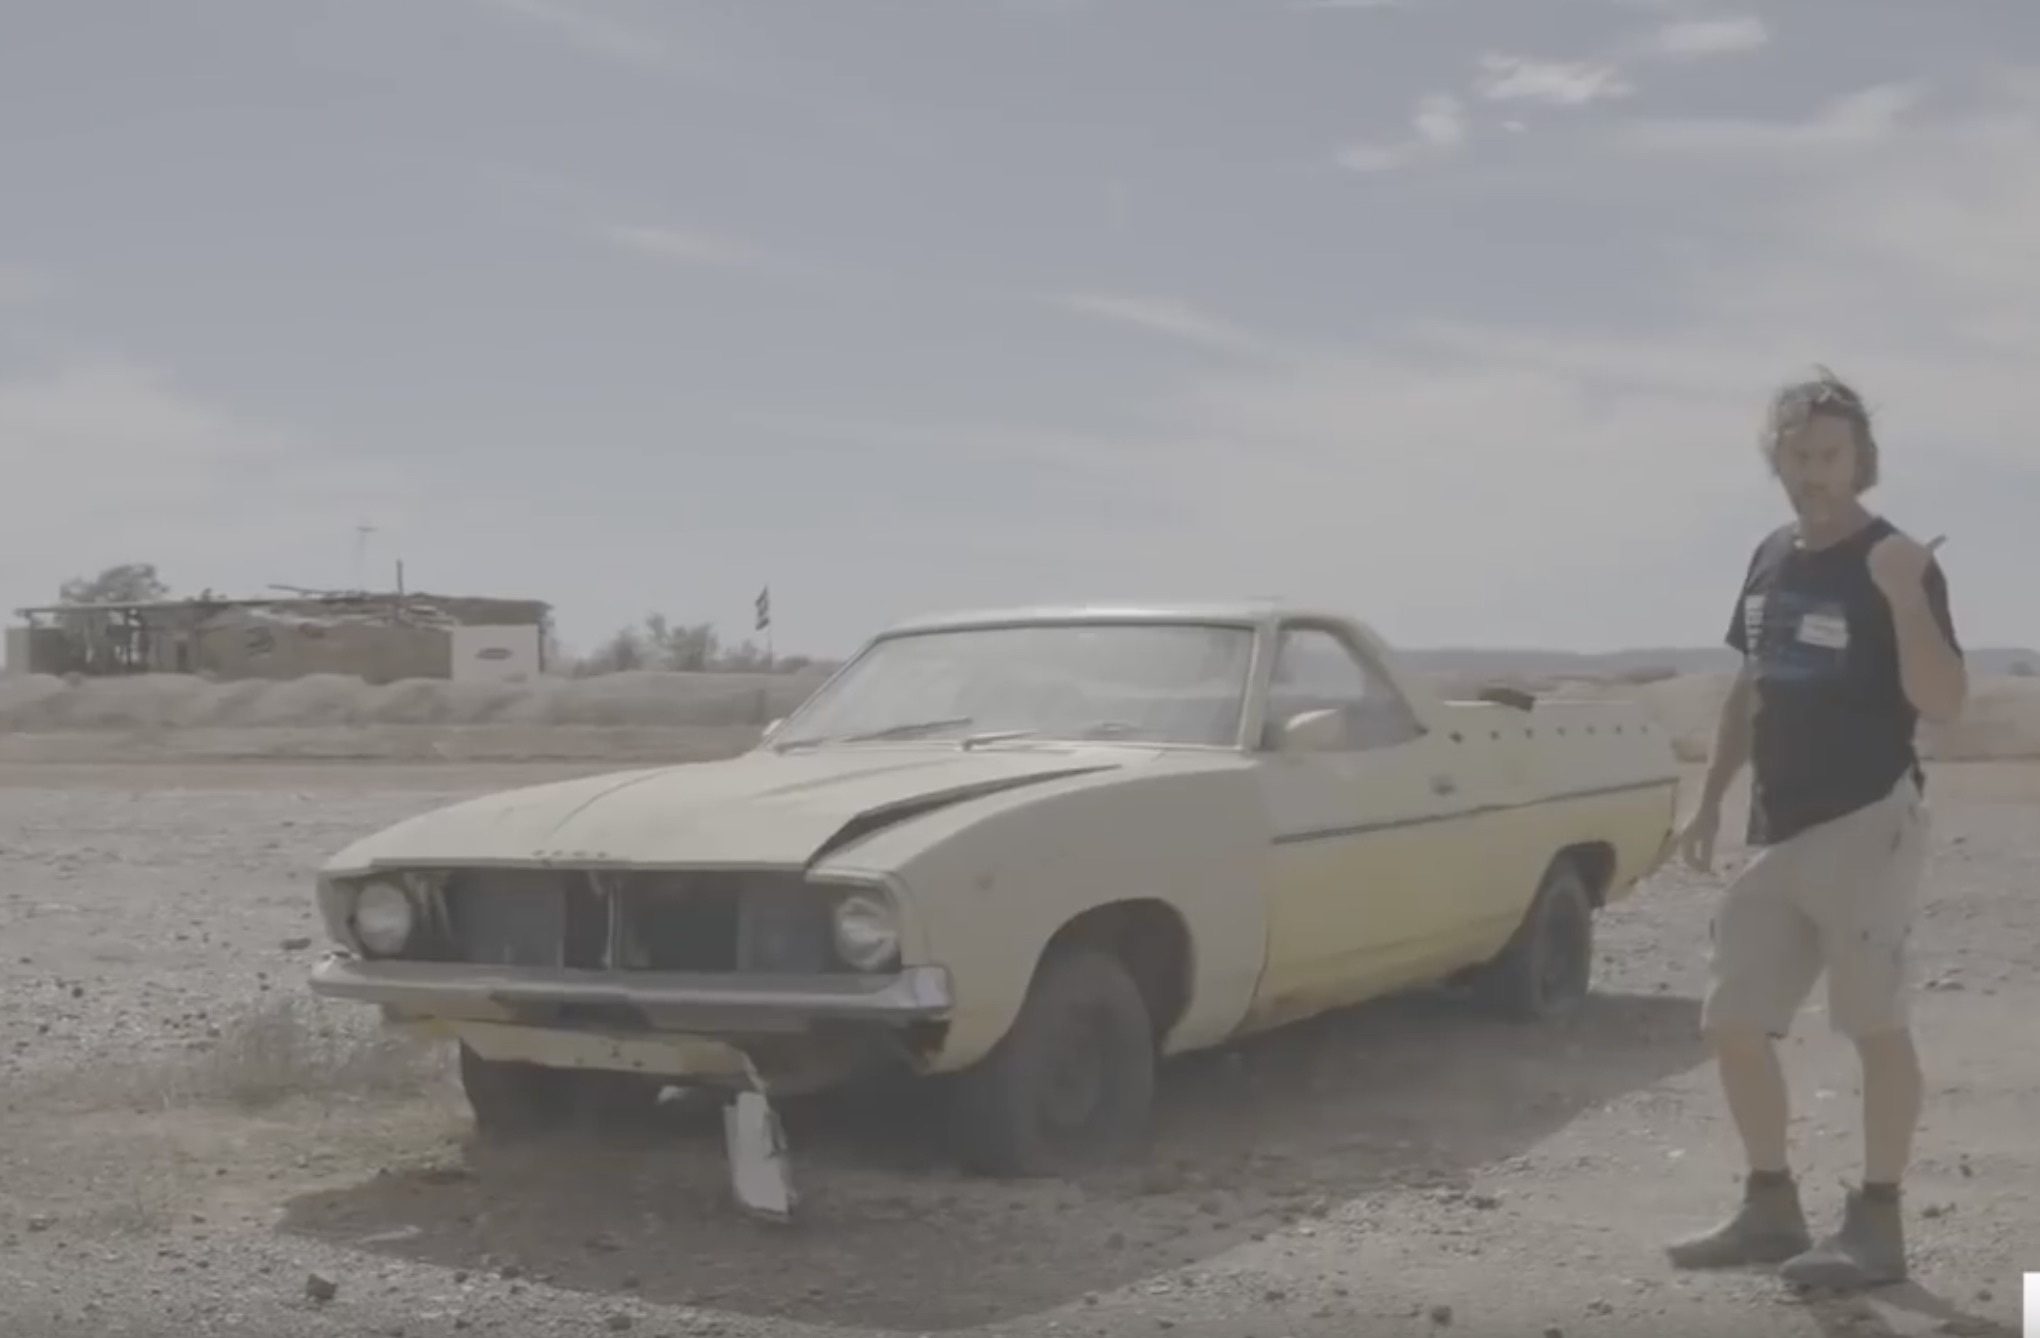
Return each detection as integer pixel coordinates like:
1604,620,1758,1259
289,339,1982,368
53,563,173,674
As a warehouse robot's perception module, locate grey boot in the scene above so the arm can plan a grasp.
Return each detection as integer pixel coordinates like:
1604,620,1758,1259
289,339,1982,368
1778,1187,1908,1290
1666,1174,1814,1269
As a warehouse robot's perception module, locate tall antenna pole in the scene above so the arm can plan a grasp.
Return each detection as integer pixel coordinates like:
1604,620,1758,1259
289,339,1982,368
352,521,379,590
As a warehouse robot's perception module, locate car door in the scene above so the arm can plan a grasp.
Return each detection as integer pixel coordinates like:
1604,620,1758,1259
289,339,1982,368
1244,621,1485,1029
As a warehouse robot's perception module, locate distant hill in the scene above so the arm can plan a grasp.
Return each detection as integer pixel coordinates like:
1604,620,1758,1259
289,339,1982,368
1400,644,2039,679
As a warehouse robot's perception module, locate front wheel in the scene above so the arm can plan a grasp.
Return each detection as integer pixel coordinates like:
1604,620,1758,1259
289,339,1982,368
949,947,1156,1178
1474,857,1596,1021
458,1046,657,1137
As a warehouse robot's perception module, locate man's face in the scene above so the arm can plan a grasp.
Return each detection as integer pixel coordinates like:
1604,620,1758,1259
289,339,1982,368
1772,413,1862,524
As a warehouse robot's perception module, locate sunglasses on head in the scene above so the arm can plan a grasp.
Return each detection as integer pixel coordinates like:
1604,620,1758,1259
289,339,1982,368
1794,364,1865,409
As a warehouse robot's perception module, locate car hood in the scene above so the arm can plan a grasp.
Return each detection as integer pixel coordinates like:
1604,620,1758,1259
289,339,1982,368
320,745,1135,875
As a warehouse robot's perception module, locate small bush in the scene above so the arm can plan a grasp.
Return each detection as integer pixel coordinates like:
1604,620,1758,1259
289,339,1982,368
168,994,447,1112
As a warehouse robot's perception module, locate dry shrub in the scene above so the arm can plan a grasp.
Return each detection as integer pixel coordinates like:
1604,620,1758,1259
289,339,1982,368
85,1173,186,1238
12,998,452,1243
166,994,449,1112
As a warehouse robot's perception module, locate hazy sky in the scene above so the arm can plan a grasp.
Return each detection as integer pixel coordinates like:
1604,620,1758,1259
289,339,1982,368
3,0,2035,657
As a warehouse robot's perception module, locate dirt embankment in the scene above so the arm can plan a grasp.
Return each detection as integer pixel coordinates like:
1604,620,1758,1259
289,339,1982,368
0,669,826,763
3,668,2037,765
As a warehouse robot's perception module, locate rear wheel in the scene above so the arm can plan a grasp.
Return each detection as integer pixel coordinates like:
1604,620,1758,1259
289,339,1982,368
950,947,1156,1178
1474,857,1596,1021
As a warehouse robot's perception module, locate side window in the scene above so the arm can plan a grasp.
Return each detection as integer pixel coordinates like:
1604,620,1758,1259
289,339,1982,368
1265,626,1423,751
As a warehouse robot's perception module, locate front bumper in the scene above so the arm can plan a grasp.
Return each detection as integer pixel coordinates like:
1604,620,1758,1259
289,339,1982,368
308,953,953,1034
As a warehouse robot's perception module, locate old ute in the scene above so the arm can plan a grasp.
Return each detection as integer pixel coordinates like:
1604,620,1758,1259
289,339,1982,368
308,603,1679,1188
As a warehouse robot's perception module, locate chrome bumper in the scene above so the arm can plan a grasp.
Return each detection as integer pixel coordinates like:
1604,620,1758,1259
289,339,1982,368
308,954,952,1033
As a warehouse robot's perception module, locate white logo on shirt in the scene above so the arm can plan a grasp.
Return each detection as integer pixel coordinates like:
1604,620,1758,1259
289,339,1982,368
1797,611,1850,651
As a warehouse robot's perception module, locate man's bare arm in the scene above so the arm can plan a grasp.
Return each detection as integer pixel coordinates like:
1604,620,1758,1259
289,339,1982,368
1869,537,1967,726
1698,665,1755,811
1888,586,1967,725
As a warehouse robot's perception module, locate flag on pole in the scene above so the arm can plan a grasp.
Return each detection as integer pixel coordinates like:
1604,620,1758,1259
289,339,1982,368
754,585,772,633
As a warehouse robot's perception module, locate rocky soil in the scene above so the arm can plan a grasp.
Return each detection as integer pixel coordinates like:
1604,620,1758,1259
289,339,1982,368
1,759,2034,1338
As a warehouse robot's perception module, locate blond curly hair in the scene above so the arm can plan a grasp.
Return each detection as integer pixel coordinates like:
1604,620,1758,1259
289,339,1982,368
1761,364,1880,491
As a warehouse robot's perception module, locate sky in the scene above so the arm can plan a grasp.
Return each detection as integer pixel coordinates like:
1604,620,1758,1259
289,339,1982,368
2,0,2036,659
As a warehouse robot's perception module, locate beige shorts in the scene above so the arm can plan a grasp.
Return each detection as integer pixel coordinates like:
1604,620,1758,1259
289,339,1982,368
1700,774,1930,1040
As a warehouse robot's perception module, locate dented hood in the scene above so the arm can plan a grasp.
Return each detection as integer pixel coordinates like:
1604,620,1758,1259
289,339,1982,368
320,746,1129,875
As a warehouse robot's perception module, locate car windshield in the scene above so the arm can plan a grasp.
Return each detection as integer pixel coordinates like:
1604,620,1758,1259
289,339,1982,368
773,622,1257,749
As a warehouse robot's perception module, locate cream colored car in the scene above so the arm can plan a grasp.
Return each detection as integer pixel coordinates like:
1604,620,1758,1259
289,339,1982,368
309,603,1679,1179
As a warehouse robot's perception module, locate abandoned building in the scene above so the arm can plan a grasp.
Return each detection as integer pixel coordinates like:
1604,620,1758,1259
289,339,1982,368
4,591,553,685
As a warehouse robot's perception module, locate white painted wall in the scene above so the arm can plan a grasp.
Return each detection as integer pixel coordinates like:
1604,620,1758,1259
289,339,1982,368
3,627,32,678
450,624,542,683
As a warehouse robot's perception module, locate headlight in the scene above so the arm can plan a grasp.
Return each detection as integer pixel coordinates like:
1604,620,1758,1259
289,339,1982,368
831,890,900,971
352,881,417,956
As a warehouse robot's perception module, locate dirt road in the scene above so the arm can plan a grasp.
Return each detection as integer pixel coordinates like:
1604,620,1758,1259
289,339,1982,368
2,761,2032,1337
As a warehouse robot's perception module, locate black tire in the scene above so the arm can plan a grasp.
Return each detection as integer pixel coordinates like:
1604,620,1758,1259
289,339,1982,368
1474,857,1596,1021
457,1045,649,1137
949,946,1157,1178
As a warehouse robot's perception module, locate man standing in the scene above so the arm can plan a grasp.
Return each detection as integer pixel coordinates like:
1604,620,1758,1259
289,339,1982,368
1664,369,1967,1290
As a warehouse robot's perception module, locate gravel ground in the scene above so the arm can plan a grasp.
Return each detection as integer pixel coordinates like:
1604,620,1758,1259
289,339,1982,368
1,759,2034,1338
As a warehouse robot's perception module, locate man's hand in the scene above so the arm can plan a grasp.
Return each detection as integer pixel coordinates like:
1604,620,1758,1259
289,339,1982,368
1872,530,1968,723
1676,799,1723,873
1868,532,1945,602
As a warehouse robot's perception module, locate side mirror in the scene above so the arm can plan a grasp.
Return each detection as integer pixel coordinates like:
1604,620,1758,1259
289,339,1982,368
1277,707,1347,754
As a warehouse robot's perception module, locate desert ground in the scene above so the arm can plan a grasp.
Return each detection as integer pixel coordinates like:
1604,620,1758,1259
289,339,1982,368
2,675,2036,1337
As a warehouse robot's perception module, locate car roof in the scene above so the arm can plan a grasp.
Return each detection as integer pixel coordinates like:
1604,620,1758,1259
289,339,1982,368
878,600,1347,635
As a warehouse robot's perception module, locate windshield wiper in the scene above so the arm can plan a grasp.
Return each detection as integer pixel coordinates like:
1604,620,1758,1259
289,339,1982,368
958,728,1041,749
837,716,977,743
1076,721,1146,739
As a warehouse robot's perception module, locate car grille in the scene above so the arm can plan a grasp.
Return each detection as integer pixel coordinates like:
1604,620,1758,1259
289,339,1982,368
418,869,845,975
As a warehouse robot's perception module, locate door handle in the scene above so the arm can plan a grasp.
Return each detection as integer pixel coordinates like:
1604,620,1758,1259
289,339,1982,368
1431,774,1457,796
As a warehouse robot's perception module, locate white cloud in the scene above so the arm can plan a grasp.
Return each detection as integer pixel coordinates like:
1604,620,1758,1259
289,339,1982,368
1131,75,2040,646
1475,54,1635,107
1463,16,1764,127
1046,294,1271,355
1337,92,1467,171
13,14,2031,658
467,0,677,71
1617,82,1924,158
594,223,763,268
1671,78,2040,357
1640,15,1770,60
1412,92,1469,146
